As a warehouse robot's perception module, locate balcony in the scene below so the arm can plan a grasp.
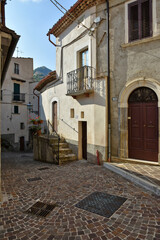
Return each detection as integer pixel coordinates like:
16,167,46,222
67,66,95,98
13,93,25,102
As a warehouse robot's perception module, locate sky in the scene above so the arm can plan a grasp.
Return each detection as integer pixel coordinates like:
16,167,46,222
5,0,76,70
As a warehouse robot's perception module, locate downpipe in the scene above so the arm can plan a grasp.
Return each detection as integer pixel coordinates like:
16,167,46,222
106,0,111,162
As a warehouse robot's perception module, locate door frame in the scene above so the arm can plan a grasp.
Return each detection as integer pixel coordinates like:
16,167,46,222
118,78,160,162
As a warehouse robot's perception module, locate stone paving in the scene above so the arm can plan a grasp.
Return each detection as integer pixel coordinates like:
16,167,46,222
1,152,160,240
108,163,160,187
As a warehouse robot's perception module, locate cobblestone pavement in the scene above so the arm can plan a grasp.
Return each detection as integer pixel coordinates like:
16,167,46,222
109,163,160,187
1,152,160,240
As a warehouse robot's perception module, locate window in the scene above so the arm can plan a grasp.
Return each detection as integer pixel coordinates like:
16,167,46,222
20,123,25,129
128,0,152,42
79,49,88,67
14,106,19,114
81,111,84,118
70,109,74,118
14,63,19,74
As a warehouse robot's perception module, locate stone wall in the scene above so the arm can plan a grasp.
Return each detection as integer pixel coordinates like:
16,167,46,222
33,136,54,163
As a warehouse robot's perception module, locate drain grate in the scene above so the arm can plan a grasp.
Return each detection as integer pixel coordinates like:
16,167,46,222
38,167,50,171
27,177,42,182
26,201,56,217
75,192,127,218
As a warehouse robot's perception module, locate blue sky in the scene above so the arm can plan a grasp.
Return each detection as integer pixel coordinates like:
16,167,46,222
6,0,76,70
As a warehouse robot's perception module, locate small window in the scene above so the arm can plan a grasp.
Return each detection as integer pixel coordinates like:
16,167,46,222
128,0,152,42
70,108,74,118
81,111,84,118
14,63,19,74
20,122,25,129
14,106,19,114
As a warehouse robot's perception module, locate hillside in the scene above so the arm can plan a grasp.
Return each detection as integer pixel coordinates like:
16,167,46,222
33,66,52,82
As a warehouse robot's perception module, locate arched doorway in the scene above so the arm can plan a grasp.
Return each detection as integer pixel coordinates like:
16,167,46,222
128,87,158,162
52,101,57,132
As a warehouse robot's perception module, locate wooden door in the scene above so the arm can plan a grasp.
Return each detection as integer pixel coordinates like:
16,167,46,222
128,88,158,162
52,101,57,132
82,121,87,159
20,136,25,151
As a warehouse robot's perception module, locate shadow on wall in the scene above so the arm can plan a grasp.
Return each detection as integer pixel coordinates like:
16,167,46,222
67,141,105,165
77,78,106,107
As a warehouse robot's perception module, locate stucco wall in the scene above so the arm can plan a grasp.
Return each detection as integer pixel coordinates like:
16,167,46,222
40,2,107,162
110,0,160,158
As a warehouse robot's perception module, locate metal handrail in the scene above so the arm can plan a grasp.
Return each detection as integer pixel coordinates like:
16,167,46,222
13,93,25,102
60,118,78,133
47,120,60,165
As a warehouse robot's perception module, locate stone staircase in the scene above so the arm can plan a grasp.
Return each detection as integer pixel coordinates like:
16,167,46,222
49,135,77,165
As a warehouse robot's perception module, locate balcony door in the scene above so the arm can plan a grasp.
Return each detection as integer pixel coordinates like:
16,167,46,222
14,83,20,101
78,49,88,90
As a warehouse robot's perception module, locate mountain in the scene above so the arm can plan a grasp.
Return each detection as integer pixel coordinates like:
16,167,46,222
33,66,52,82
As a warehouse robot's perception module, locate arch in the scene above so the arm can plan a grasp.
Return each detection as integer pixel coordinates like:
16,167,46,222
50,97,59,132
50,97,59,121
118,78,160,162
118,78,160,108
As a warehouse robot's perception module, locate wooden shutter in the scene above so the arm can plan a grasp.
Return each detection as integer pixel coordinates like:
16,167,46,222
141,0,152,38
128,1,139,42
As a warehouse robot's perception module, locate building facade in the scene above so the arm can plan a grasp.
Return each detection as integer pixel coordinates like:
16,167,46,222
110,0,160,163
0,0,20,201
1,57,38,151
36,0,160,164
35,0,108,164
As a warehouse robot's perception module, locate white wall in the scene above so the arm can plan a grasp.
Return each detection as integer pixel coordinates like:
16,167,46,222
1,57,35,149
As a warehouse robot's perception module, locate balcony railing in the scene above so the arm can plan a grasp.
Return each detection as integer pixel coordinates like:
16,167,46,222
13,93,25,102
67,66,95,96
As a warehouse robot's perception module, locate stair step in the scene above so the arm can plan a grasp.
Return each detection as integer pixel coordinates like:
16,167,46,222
59,148,72,155
52,142,69,149
59,153,77,160
49,138,65,144
59,154,77,165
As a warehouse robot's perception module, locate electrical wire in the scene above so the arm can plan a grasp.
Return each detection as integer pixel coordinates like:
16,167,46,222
49,0,90,30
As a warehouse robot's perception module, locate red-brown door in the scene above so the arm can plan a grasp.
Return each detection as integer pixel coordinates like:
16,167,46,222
52,101,57,132
128,102,158,162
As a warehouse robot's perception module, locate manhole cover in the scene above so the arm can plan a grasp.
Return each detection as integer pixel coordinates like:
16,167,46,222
26,201,56,217
27,177,42,182
38,167,50,171
75,192,127,218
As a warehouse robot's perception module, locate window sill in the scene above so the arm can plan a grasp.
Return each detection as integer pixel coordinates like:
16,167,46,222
121,35,160,48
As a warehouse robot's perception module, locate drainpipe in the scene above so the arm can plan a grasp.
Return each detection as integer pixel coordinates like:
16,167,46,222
106,0,111,162
33,89,39,116
48,33,58,47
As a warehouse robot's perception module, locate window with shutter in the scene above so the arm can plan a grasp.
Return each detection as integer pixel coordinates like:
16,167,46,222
128,0,152,42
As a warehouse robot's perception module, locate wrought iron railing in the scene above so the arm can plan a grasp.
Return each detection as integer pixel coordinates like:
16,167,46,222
67,66,95,95
47,120,60,165
13,93,25,102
